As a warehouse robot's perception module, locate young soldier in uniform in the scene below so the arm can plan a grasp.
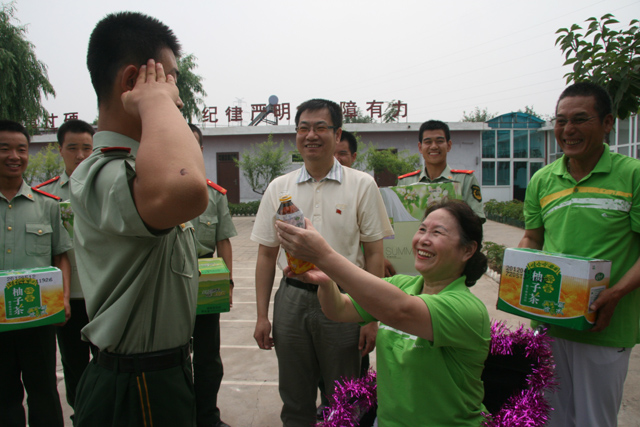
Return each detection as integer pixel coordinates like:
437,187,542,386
0,119,72,427
189,124,237,427
252,99,393,426
35,118,94,415
398,120,485,221
70,12,208,427
519,82,640,426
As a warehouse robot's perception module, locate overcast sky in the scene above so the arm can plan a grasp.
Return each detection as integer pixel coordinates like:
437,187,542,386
11,0,640,126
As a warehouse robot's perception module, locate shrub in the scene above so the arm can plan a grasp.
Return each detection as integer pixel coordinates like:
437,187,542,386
229,200,260,216
483,241,506,273
483,199,525,227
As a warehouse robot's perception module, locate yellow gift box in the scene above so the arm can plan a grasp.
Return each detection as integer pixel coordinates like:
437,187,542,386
497,248,611,330
197,258,230,315
1,267,65,332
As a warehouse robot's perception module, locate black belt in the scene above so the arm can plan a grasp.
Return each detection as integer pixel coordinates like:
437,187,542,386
199,252,214,259
285,277,318,292
90,343,190,373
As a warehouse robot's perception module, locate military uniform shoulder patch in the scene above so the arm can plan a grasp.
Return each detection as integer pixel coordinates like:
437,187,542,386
398,169,421,179
100,146,132,154
451,169,475,174
34,176,61,189
207,179,227,195
471,184,482,202
31,186,61,201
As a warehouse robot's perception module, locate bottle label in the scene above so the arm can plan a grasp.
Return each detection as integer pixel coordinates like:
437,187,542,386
276,211,305,228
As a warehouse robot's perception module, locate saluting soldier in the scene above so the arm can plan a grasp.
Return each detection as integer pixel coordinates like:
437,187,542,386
35,118,94,416
69,12,208,427
0,119,72,427
189,124,237,427
397,120,485,222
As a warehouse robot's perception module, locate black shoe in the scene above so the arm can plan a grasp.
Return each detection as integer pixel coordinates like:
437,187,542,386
214,421,231,427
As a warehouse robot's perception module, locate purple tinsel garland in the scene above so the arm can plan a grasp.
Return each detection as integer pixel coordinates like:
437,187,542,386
317,371,377,427
318,321,556,427
482,321,557,427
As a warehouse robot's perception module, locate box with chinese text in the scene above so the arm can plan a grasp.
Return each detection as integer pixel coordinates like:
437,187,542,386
197,257,230,315
1,267,65,332
497,248,611,330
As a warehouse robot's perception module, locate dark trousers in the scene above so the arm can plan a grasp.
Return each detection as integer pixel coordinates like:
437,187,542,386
318,353,370,409
192,313,224,426
74,345,196,427
56,299,90,409
0,325,64,427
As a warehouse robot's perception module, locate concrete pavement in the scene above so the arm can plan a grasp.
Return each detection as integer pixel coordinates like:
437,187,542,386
55,217,639,426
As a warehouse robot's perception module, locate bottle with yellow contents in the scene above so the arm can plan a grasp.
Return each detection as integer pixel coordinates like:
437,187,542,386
276,193,315,274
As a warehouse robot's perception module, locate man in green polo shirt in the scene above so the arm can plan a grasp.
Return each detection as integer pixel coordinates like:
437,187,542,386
397,120,485,221
70,12,208,427
35,118,94,416
0,119,72,427
519,82,640,426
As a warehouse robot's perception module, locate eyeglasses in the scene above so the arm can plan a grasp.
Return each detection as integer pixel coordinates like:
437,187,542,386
553,116,596,127
421,138,448,146
295,124,338,135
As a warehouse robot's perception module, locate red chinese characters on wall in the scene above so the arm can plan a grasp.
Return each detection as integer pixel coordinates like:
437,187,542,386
341,101,358,119
251,104,266,120
64,112,79,122
391,101,408,119
366,100,384,119
202,106,219,123
274,103,290,120
225,106,243,123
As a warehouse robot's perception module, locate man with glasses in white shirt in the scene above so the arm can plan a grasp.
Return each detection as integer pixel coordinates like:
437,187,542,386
251,99,393,426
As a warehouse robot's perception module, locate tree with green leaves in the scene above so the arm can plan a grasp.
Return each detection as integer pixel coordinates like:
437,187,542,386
0,2,55,128
556,14,640,119
176,53,207,123
382,100,406,123
344,107,374,123
236,135,290,195
517,105,553,121
517,105,542,119
361,143,421,177
461,107,497,122
23,142,64,186
348,131,367,171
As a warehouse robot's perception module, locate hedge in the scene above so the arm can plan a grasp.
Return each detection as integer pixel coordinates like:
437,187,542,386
484,199,525,228
229,201,260,216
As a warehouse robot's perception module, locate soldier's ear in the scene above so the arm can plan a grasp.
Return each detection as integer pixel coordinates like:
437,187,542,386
119,65,139,92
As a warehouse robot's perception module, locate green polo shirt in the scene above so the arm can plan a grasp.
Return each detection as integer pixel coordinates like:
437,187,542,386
524,145,640,347
397,165,485,220
1,180,72,269
192,181,237,257
36,172,84,299
351,275,490,427
70,131,199,354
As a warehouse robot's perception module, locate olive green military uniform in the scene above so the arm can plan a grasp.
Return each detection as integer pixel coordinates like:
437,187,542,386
0,180,72,427
191,180,237,426
397,165,485,221
69,131,199,427
36,172,90,410
191,180,237,257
